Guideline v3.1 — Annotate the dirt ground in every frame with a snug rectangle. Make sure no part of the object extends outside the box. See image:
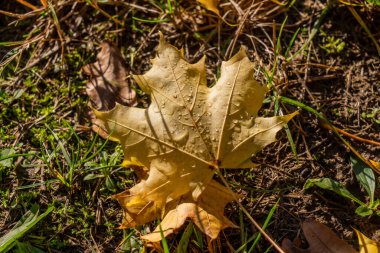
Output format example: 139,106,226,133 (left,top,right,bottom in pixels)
1,0,380,252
